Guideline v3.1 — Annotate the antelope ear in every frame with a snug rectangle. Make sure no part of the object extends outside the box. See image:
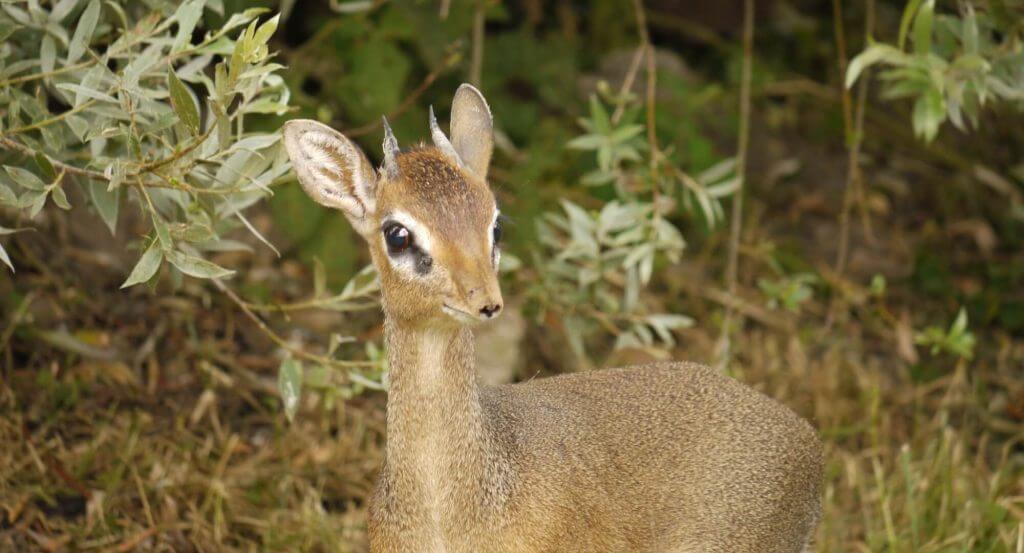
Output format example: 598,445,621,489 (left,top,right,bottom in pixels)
283,119,378,235
450,84,494,178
